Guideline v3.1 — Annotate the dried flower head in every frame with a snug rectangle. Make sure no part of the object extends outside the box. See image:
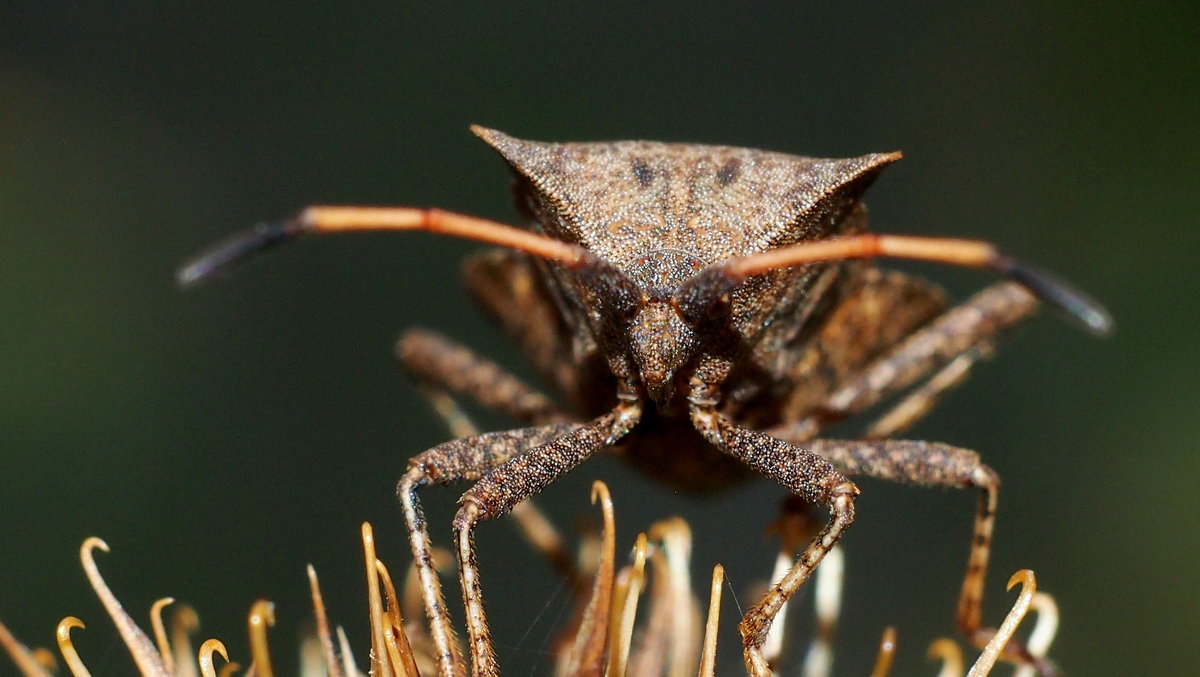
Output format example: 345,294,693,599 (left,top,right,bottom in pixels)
1,483,1057,677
